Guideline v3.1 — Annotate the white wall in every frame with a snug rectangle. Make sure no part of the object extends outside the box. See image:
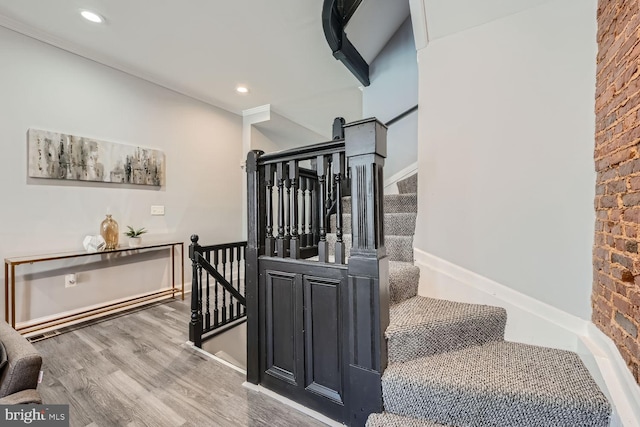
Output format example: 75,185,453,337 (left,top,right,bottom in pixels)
0,26,244,324
363,18,418,179
414,0,597,319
